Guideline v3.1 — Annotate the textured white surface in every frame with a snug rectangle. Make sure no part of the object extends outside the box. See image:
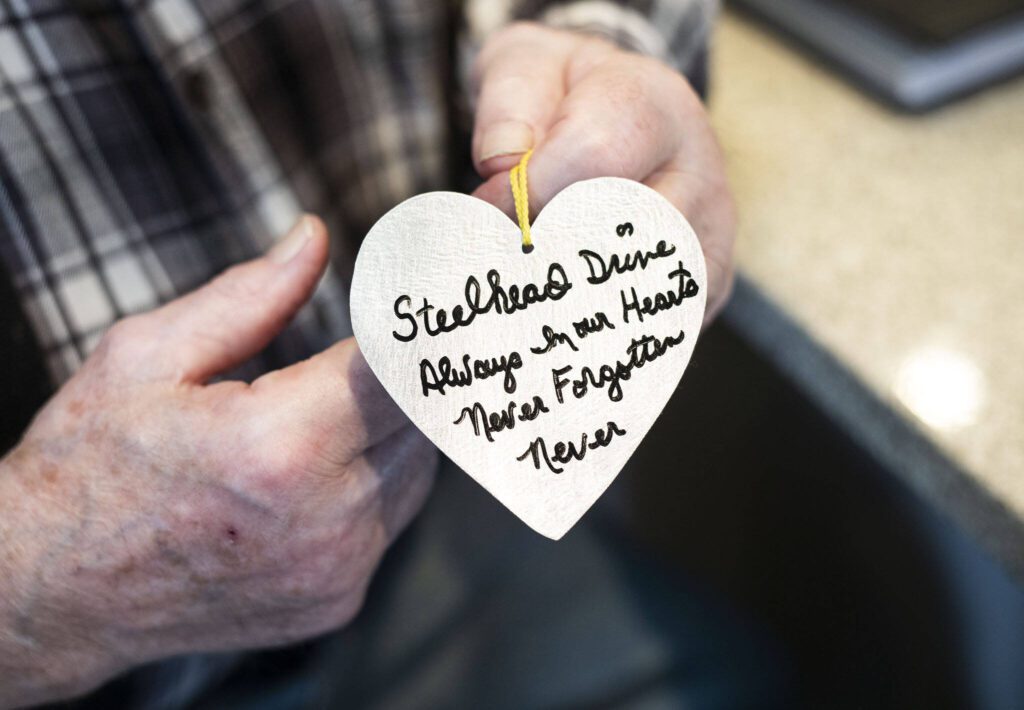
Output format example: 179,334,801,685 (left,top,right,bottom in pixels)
351,178,706,538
